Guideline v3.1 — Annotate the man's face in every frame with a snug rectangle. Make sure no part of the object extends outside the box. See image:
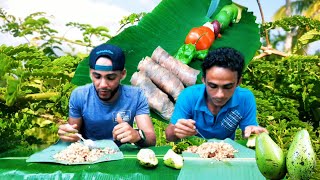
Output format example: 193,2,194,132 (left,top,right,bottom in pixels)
90,57,126,102
202,66,240,108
